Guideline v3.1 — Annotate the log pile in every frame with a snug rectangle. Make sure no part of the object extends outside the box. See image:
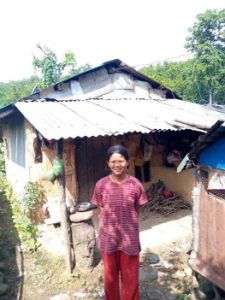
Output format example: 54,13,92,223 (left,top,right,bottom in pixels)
141,180,191,219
